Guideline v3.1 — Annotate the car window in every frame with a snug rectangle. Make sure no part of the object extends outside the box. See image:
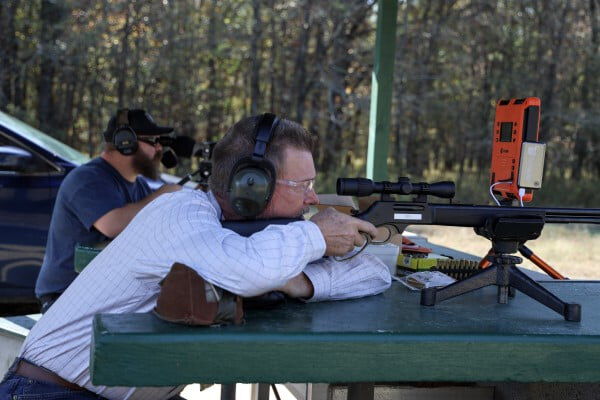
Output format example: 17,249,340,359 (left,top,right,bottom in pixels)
0,110,89,165
0,134,55,174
